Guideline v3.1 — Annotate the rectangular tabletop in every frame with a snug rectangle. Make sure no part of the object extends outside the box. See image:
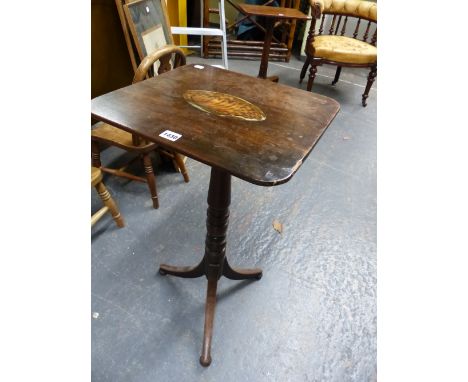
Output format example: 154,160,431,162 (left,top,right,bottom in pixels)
91,64,339,186
237,4,310,20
